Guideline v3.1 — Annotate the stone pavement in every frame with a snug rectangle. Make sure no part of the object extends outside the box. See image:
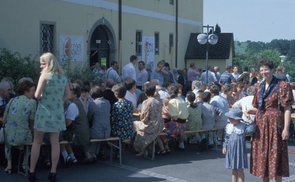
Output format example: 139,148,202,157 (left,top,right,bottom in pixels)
0,143,295,182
